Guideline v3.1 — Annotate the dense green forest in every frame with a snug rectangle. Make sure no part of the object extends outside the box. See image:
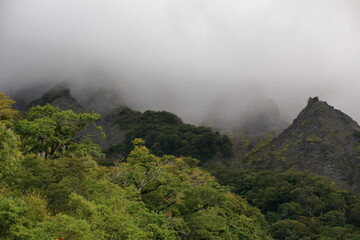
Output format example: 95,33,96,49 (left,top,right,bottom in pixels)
106,107,233,161
213,169,360,239
0,93,270,239
2,92,360,239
